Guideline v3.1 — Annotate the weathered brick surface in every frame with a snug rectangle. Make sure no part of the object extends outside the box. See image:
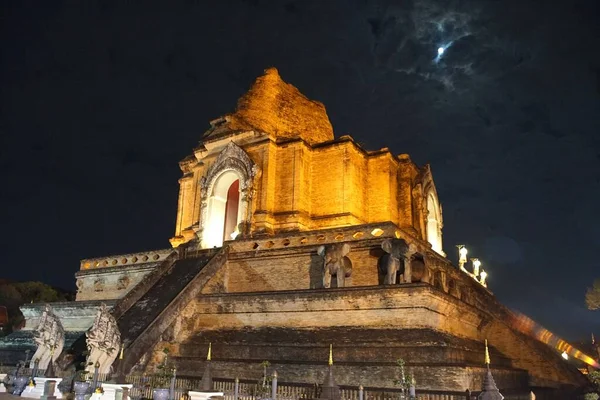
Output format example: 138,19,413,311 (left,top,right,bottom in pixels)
138,240,586,391
234,68,334,146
